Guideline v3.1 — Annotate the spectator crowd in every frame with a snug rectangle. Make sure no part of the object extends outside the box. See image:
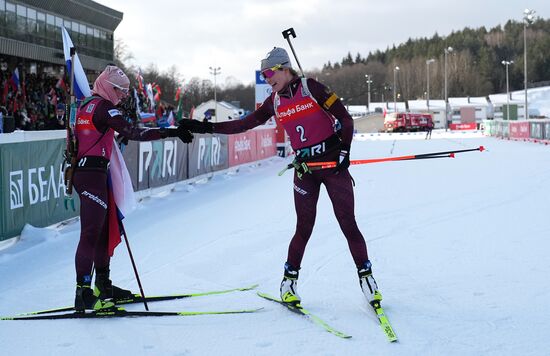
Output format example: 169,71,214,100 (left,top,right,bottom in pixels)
0,68,178,134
